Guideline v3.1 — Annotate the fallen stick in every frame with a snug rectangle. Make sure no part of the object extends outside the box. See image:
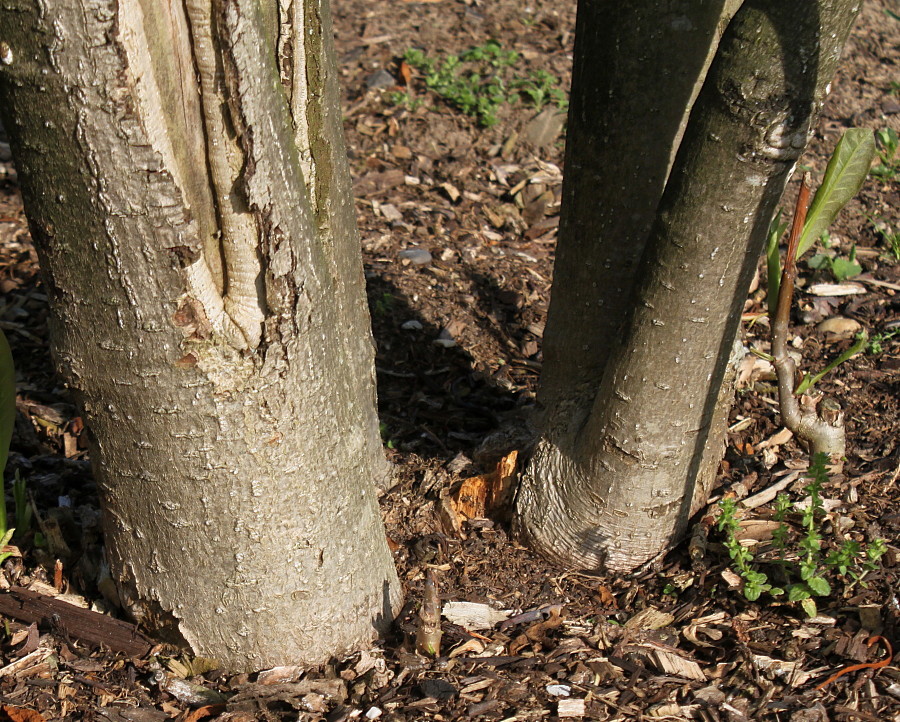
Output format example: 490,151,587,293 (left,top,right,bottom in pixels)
0,586,154,657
